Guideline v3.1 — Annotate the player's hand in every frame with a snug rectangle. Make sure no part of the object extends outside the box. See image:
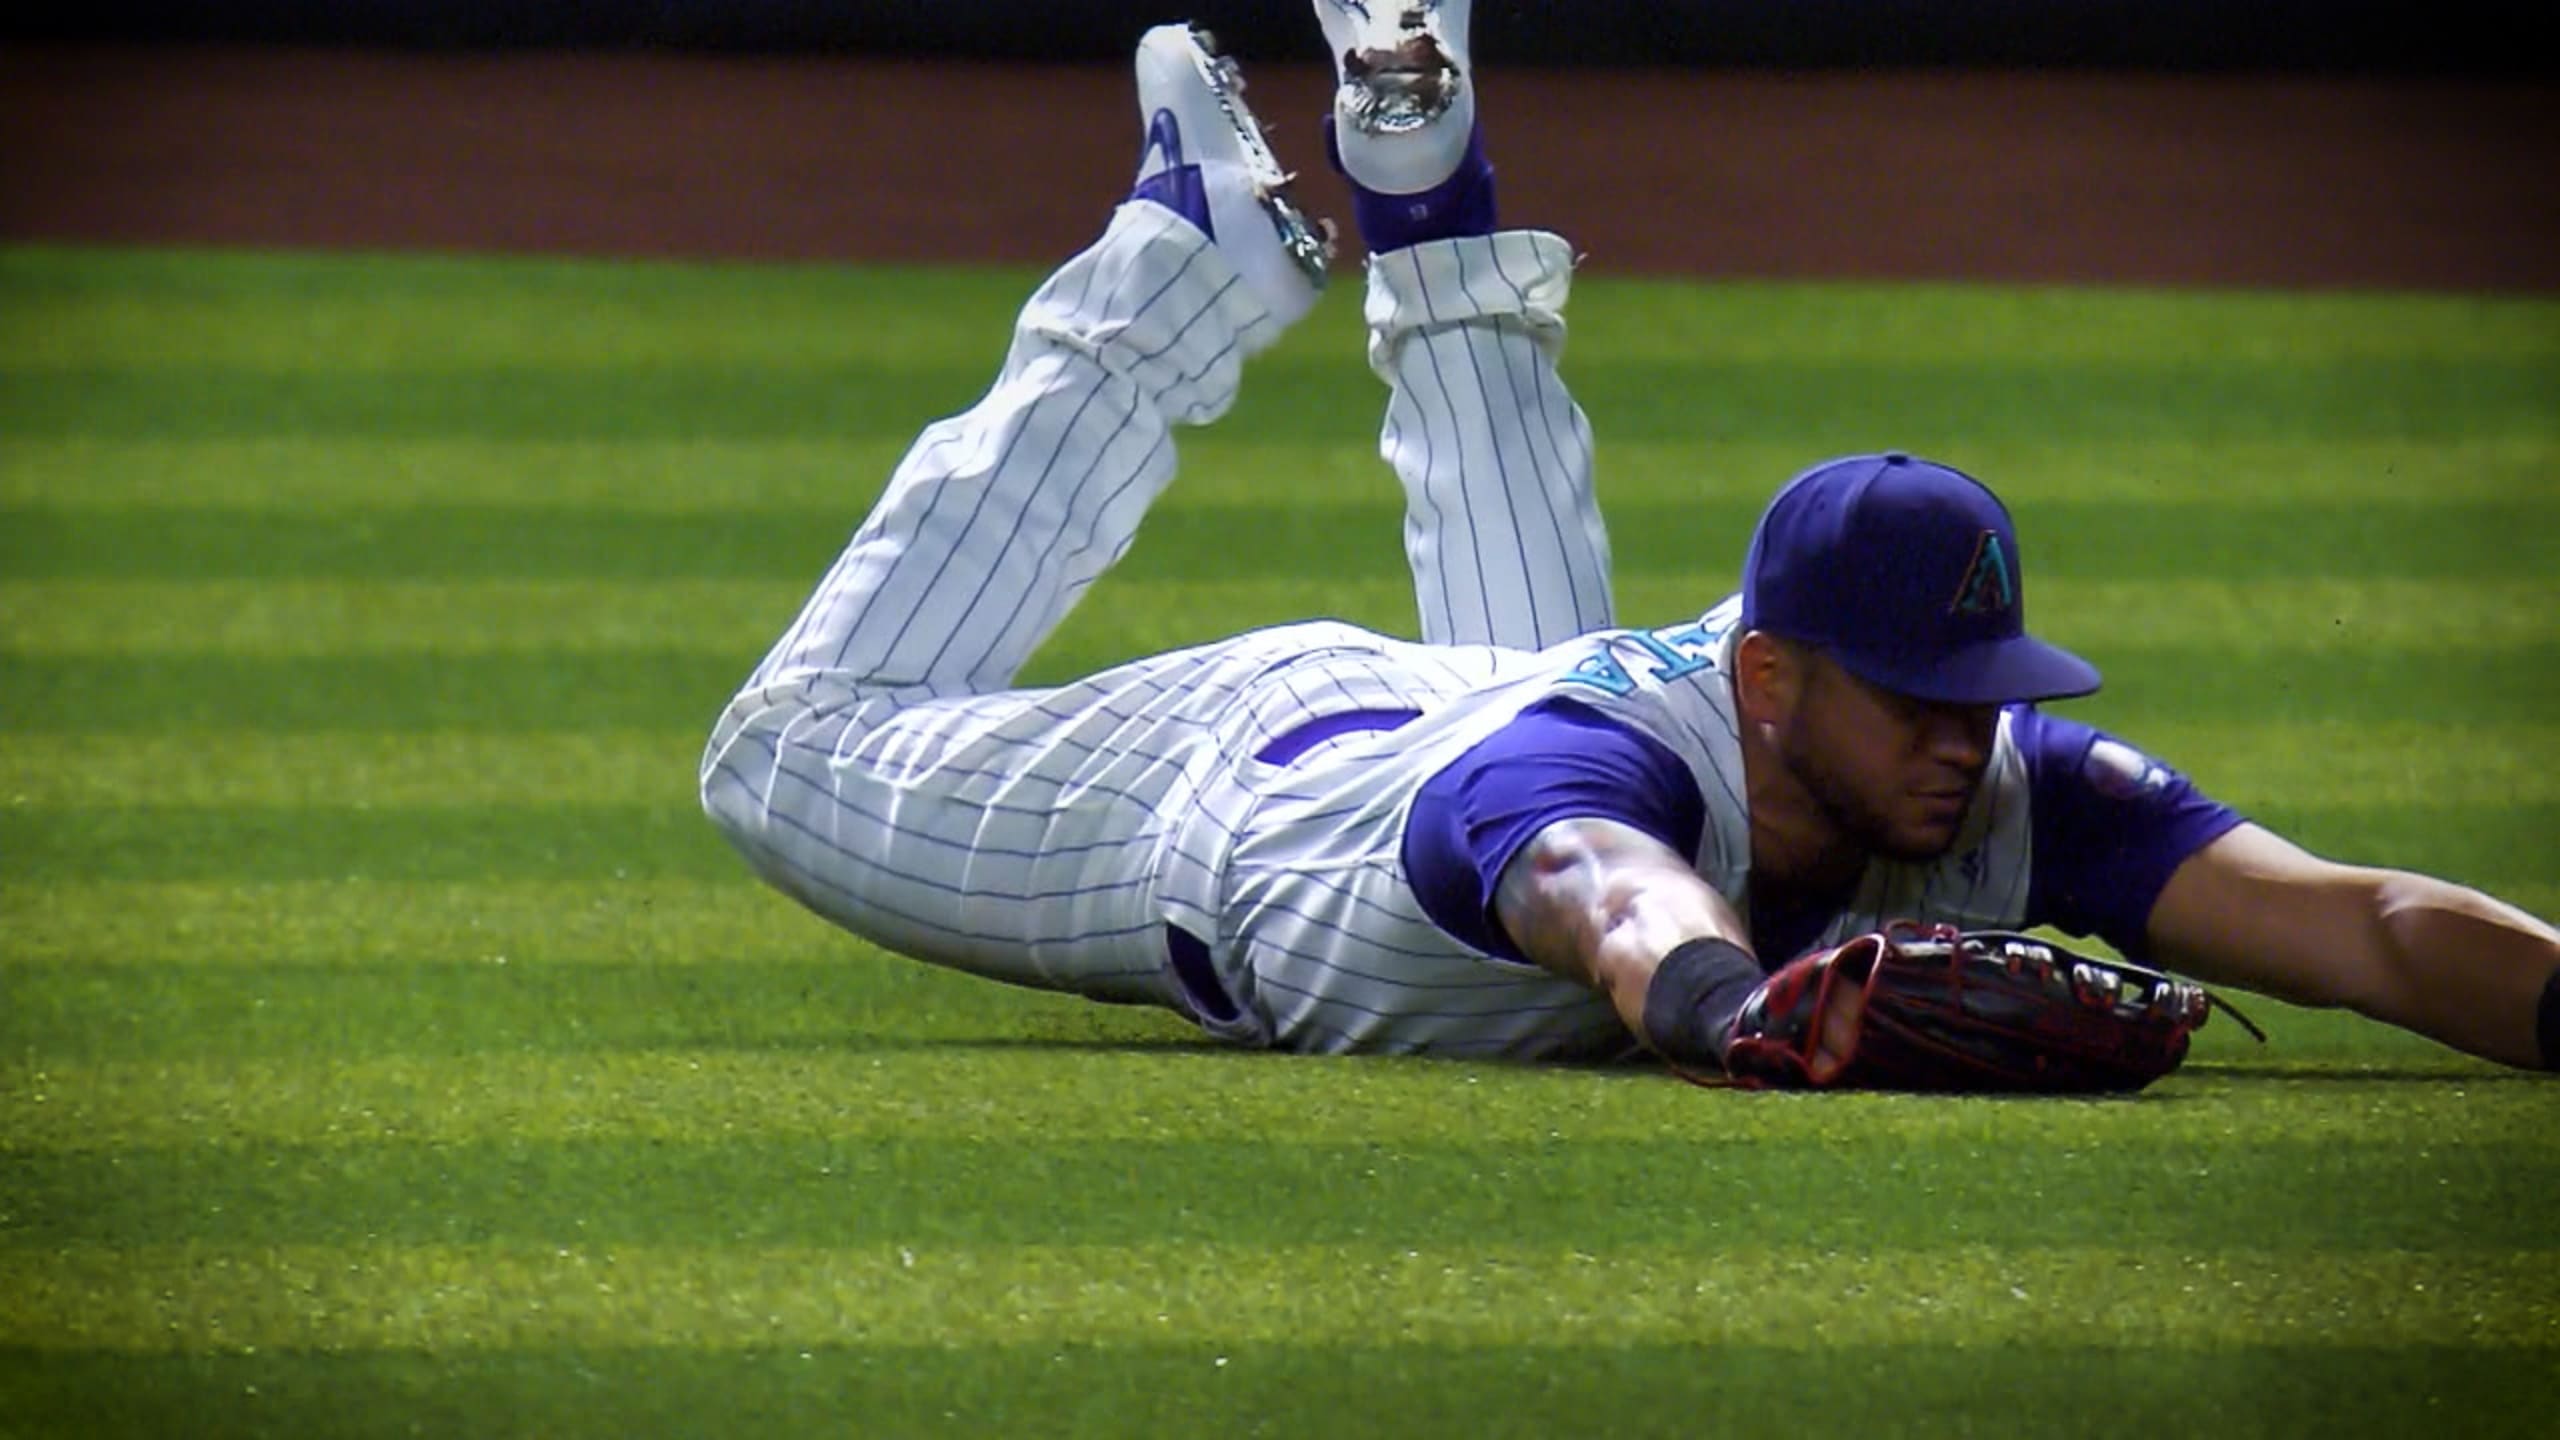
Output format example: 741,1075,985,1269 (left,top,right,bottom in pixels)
1713,936,1883,1087
1809,976,1867,1083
